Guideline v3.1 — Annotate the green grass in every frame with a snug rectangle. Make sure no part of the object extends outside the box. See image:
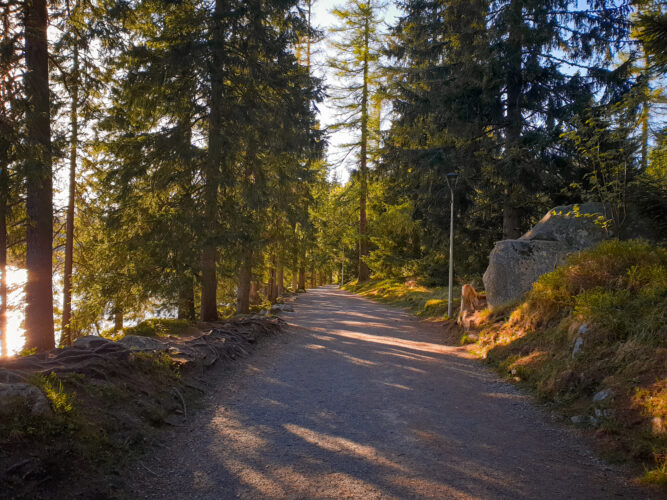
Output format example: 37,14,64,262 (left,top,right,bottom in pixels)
344,278,460,320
